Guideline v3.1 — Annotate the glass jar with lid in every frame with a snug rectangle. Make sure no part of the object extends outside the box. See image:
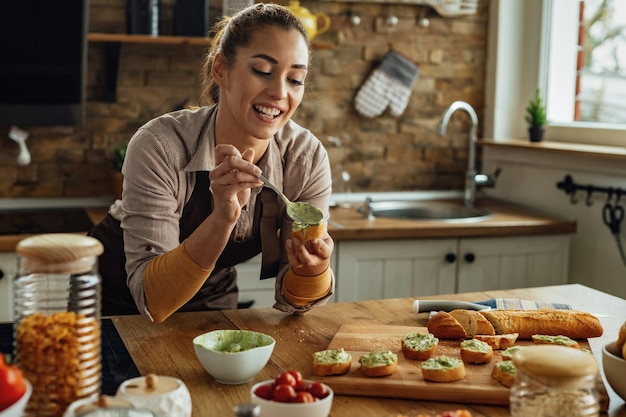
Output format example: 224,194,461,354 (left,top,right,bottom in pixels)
13,233,104,417
510,344,600,417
